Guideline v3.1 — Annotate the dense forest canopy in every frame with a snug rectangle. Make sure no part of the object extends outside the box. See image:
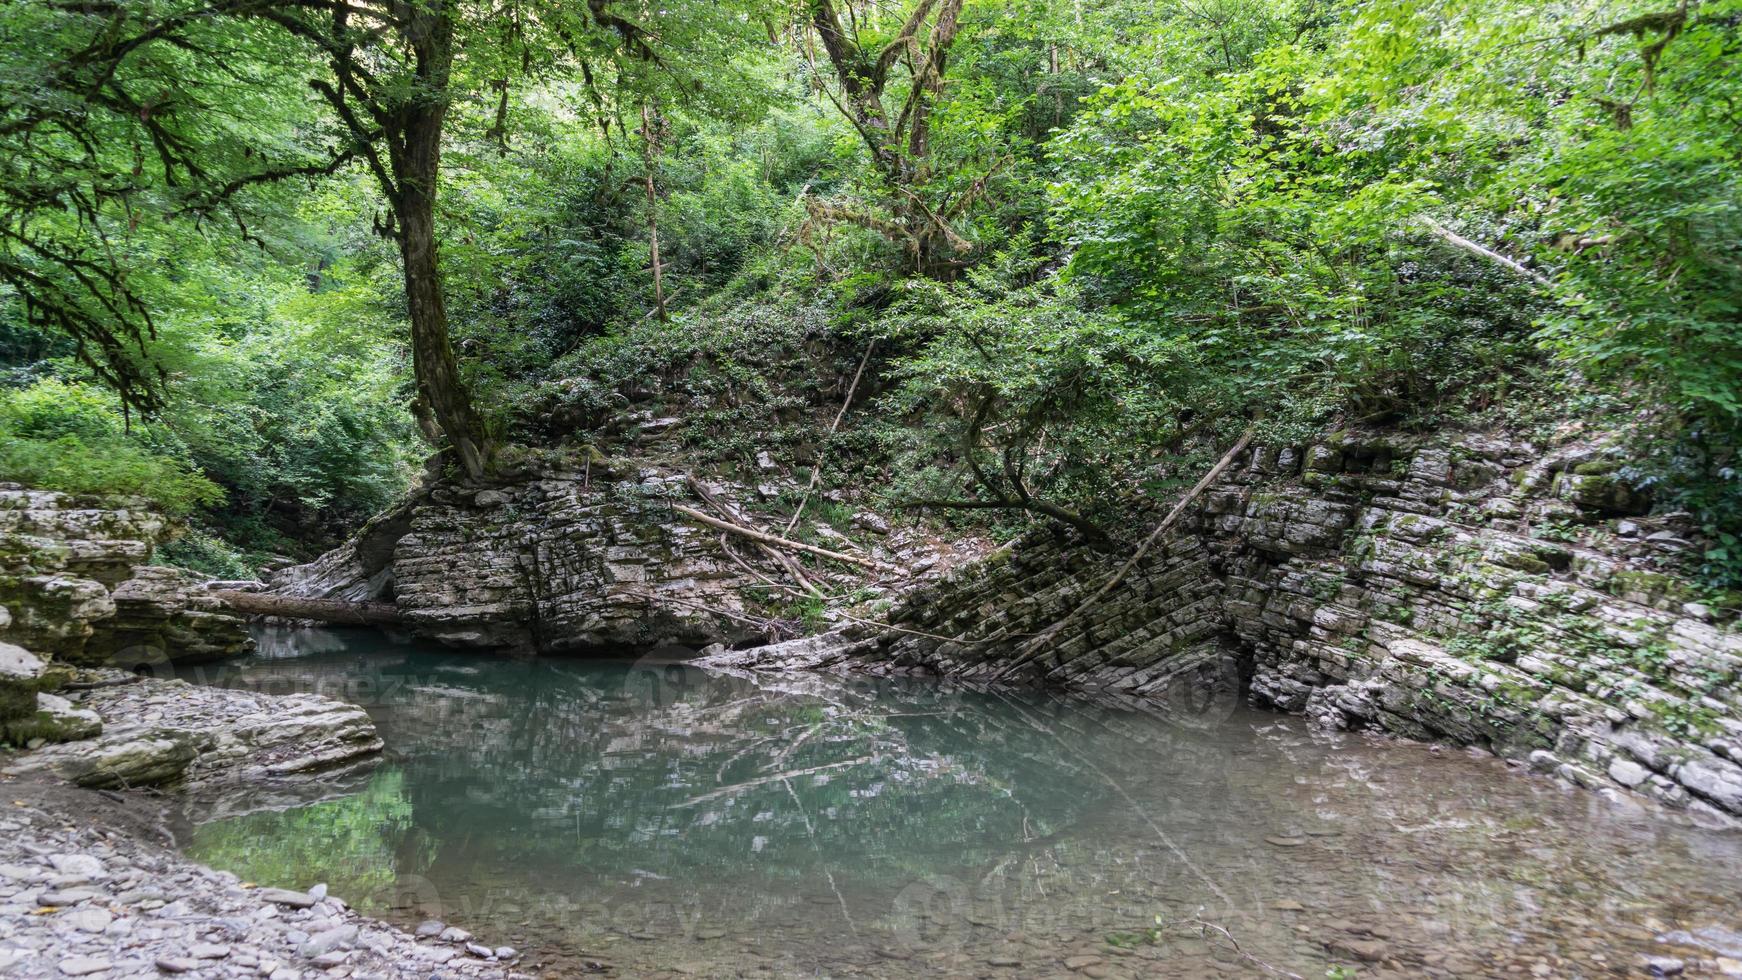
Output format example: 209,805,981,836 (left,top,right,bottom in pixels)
1,0,1738,588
